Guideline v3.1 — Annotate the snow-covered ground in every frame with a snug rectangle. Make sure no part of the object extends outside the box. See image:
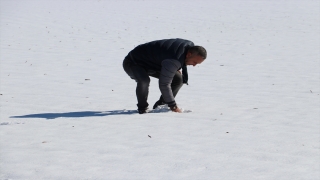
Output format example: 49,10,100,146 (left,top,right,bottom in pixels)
0,0,319,179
